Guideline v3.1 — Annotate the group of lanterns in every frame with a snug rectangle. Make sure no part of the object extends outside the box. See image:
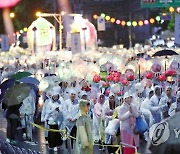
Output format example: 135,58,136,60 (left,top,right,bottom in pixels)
93,13,162,27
